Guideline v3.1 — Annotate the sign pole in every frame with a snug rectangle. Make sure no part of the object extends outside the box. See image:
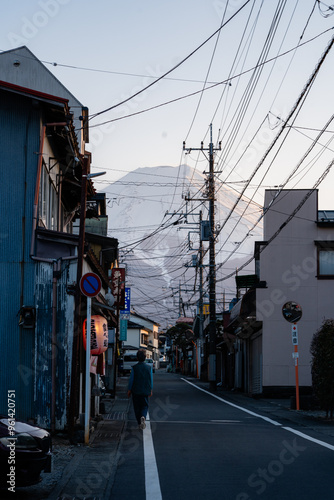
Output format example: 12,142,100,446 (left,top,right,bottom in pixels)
294,342,300,411
291,322,300,411
84,296,91,445
79,272,102,446
282,302,302,412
